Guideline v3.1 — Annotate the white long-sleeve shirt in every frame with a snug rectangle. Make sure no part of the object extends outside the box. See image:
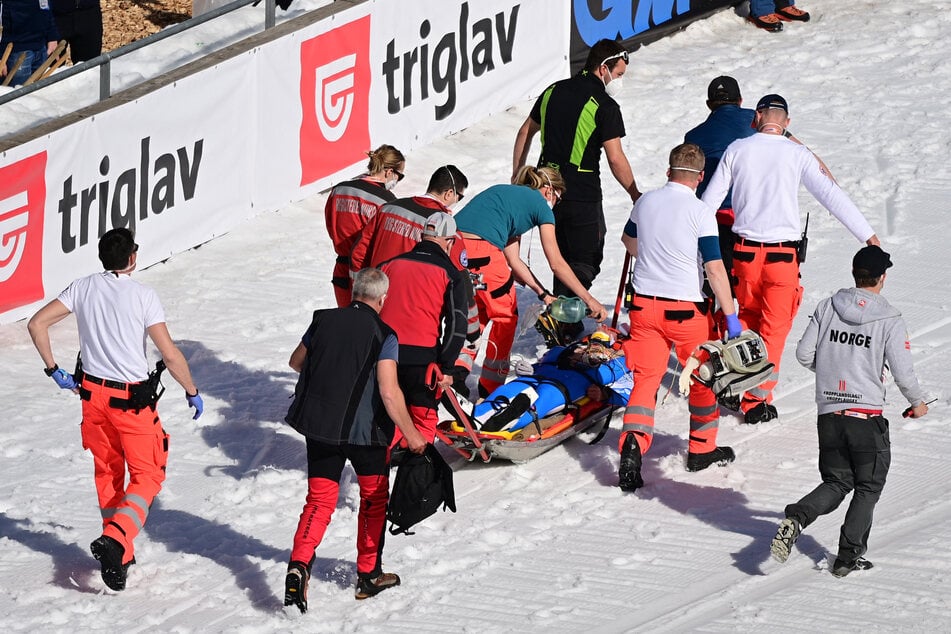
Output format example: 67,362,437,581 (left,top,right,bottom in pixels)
701,133,875,243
